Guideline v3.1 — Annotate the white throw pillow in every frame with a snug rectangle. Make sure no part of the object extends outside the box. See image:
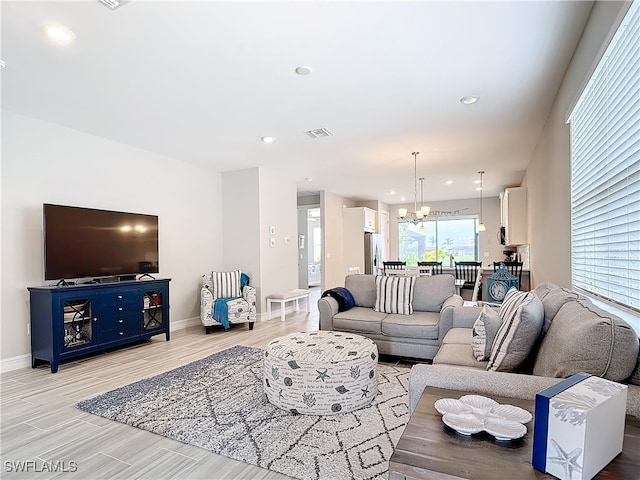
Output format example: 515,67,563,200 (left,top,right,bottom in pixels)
471,305,503,361
374,275,416,315
487,289,544,371
211,270,241,299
